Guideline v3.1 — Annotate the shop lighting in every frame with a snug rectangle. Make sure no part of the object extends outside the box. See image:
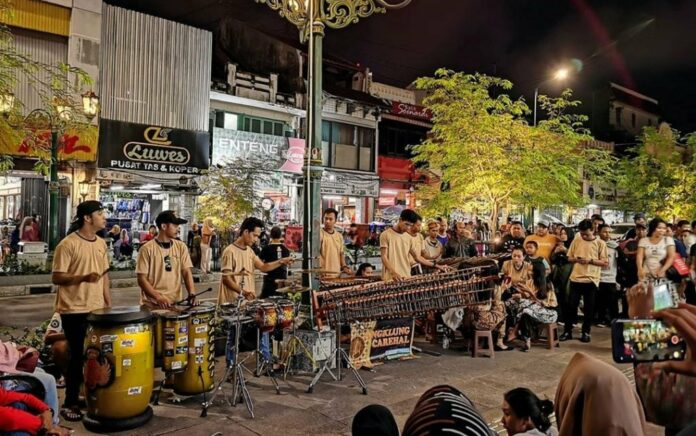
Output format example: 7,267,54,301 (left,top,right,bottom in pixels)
110,185,125,190
380,189,399,195
141,184,161,190
323,195,343,201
